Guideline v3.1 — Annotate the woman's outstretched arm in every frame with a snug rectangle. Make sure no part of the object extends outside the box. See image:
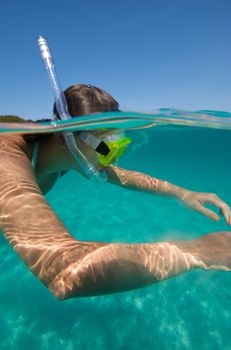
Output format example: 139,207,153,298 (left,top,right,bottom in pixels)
0,153,231,300
105,166,231,225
